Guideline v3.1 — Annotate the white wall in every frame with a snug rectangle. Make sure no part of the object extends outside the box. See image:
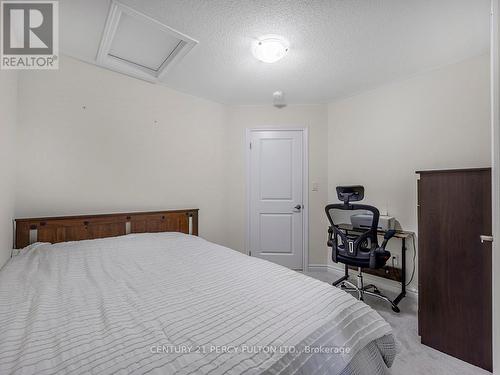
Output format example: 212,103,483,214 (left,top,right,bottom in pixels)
0,71,18,269
16,56,230,245
225,105,329,265
15,57,330,265
328,54,491,289
13,54,491,277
